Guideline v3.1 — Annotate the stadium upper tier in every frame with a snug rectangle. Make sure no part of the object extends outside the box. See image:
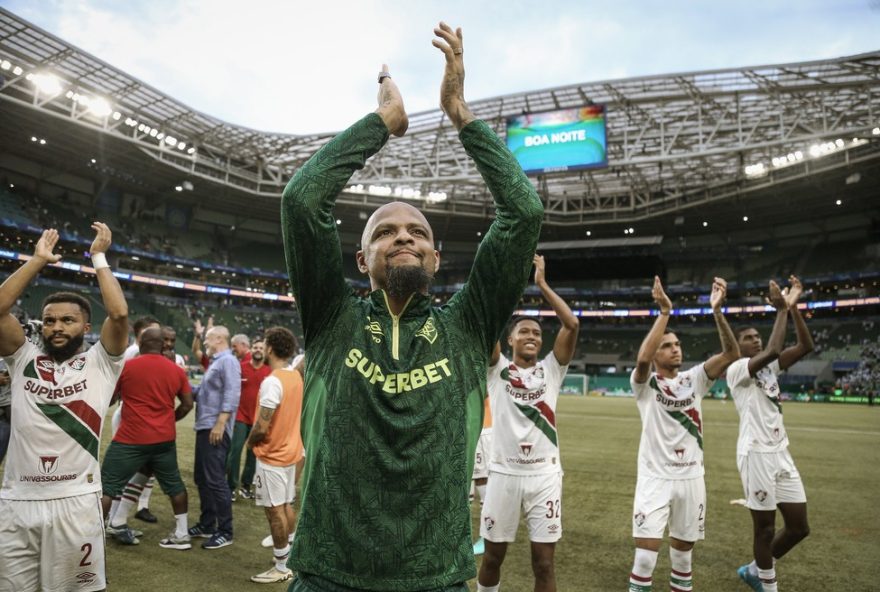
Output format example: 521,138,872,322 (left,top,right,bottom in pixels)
1,7,879,227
